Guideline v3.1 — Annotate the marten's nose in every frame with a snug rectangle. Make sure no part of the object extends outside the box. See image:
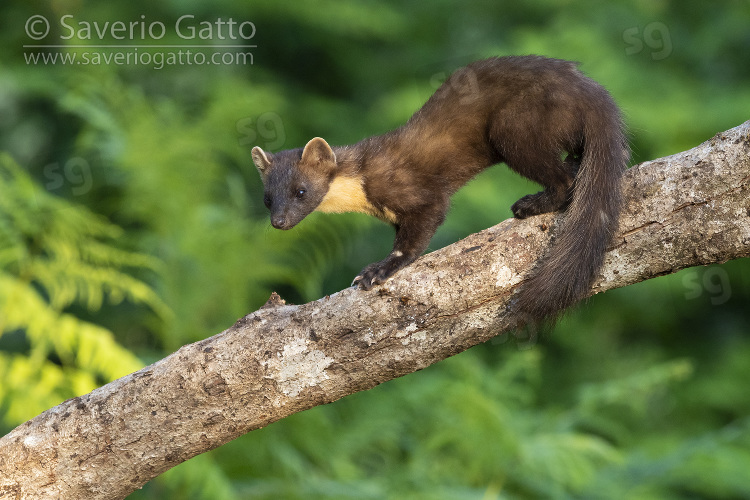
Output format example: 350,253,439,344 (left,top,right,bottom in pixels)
271,214,291,230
